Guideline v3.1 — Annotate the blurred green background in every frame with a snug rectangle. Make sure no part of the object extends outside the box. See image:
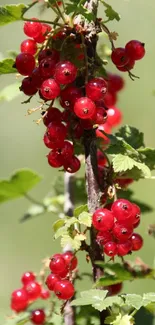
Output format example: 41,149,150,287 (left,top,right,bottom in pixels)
0,0,155,323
